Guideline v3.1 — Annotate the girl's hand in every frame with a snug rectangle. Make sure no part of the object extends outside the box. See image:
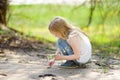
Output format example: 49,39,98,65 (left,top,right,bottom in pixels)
48,59,55,67
54,54,62,60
